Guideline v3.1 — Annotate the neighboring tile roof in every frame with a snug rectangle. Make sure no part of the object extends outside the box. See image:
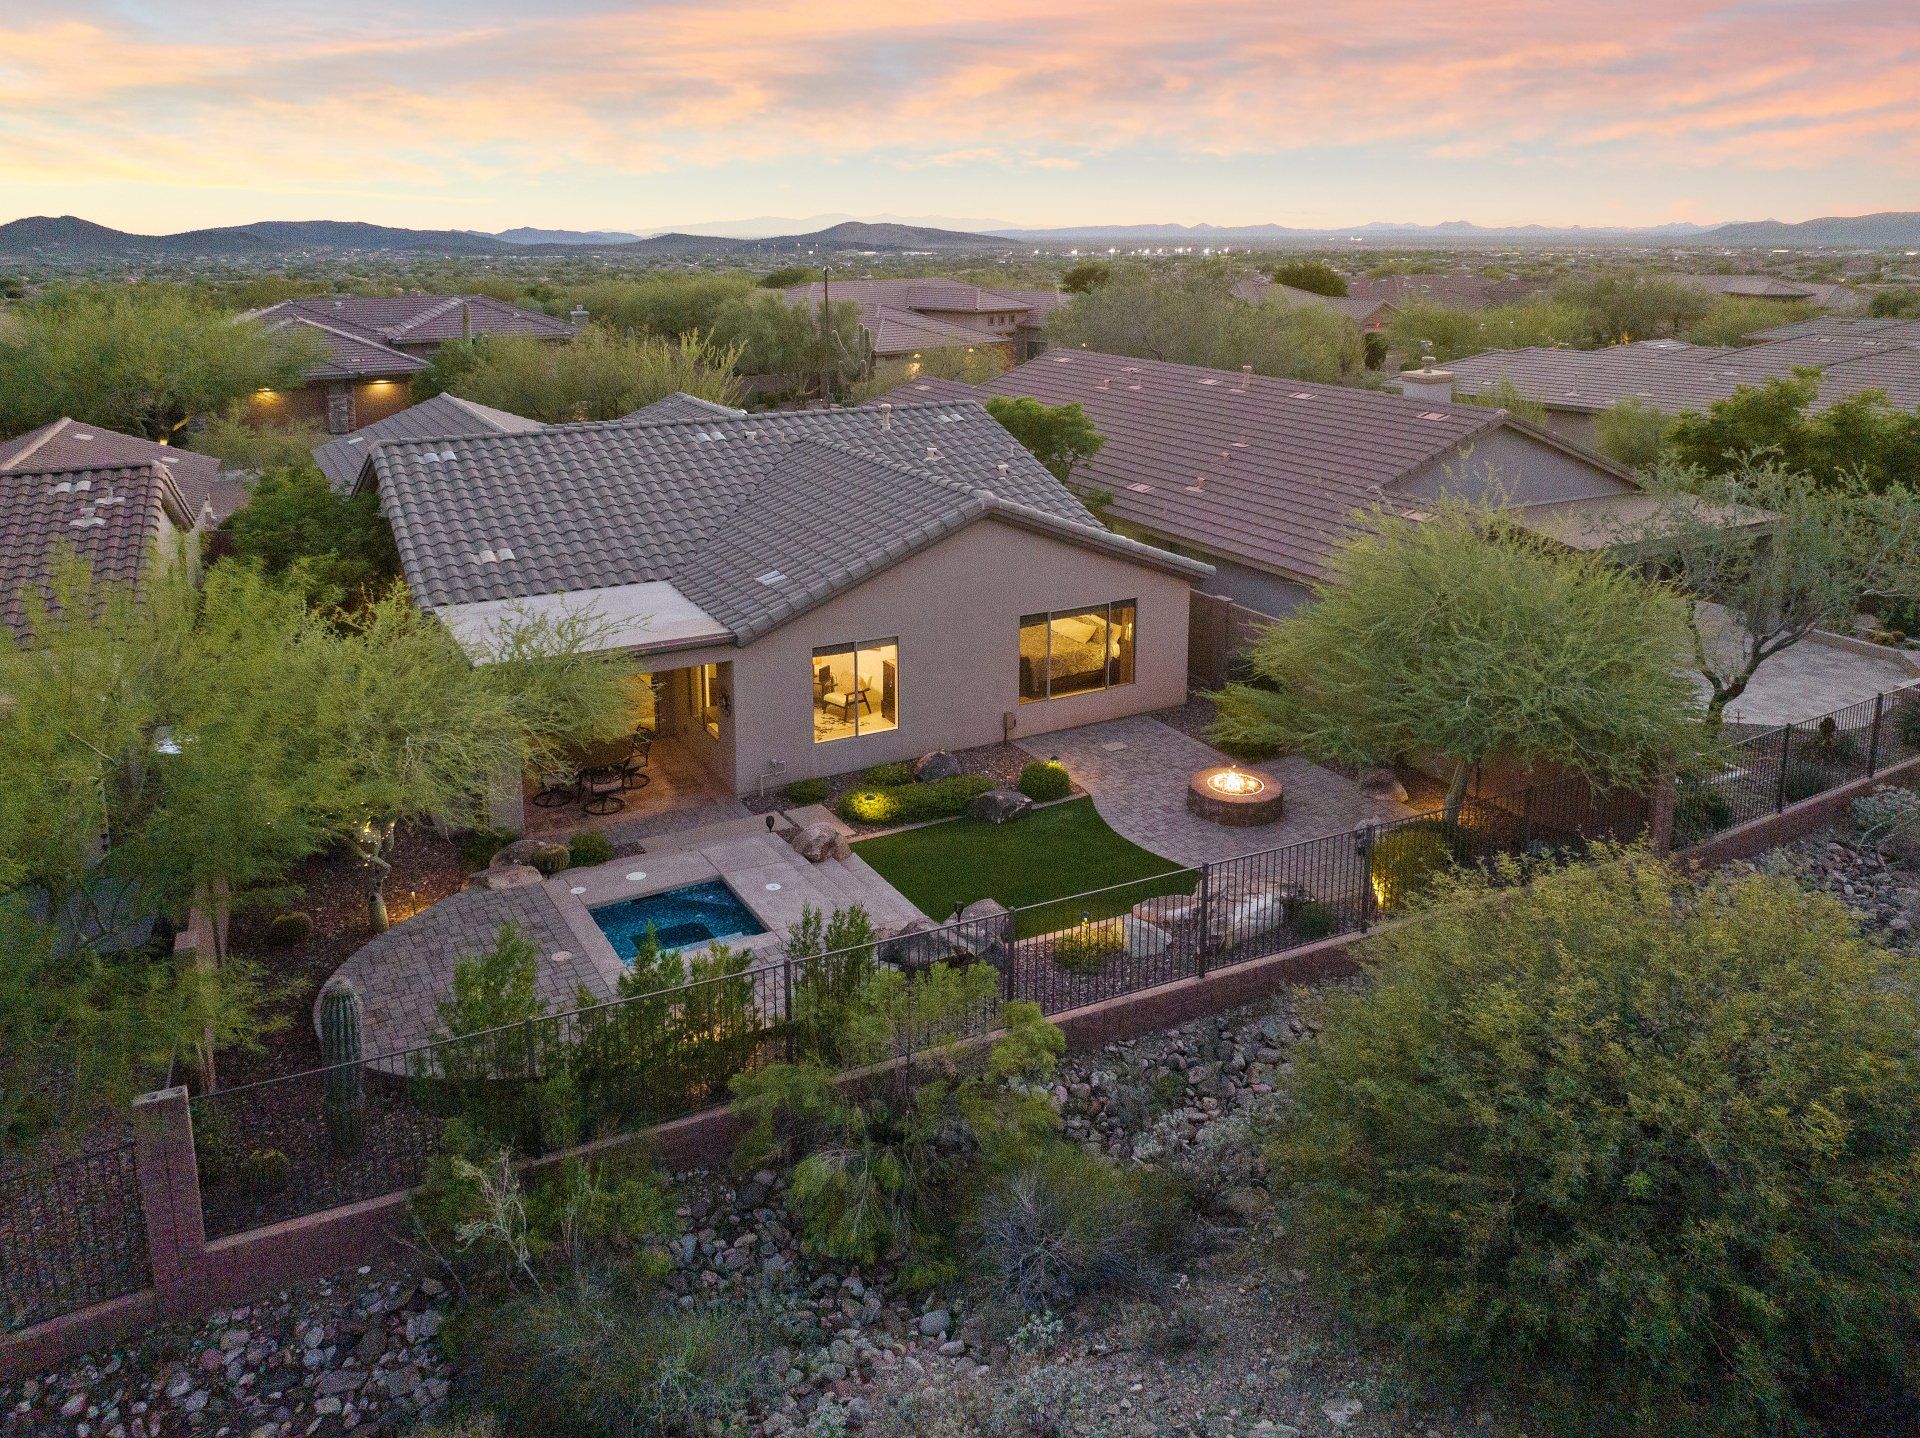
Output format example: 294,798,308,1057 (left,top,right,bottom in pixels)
979,349,1532,584
781,278,1057,357
623,392,750,423
252,295,577,349
1448,333,1920,416
1230,276,1393,327
1745,315,1920,344
1668,273,1854,306
261,314,427,381
366,400,1207,644
873,378,984,405
0,417,223,525
312,392,543,491
0,462,187,643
